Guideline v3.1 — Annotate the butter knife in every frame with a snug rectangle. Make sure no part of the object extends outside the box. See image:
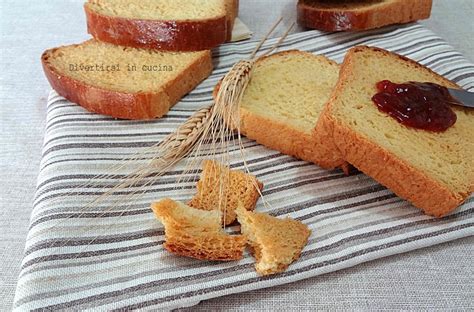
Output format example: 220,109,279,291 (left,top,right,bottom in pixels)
448,88,474,108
